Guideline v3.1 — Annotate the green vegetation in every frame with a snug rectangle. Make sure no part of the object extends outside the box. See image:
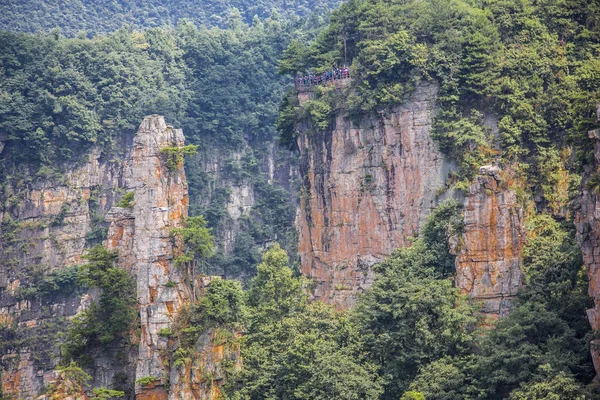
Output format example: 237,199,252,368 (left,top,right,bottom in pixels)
279,0,600,190
15,265,80,300
160,144,198,170
116,192,134,208
62,246,136,364
0,0,339,35
190,278,245,328
220,203,596,399
135,376,157,386
172,215,215,275
224,244,383,399
158,328,173,337
91,388,126,400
